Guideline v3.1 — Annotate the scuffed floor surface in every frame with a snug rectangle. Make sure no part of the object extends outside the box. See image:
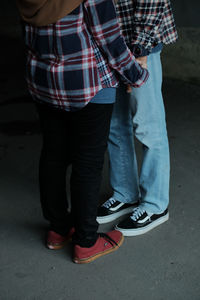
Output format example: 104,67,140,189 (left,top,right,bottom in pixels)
0,78,200,300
